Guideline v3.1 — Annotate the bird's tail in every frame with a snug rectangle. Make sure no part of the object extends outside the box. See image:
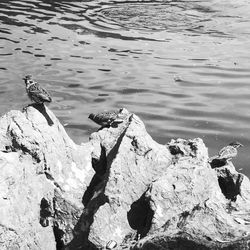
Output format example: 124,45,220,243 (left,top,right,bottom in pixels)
88,113,95,121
